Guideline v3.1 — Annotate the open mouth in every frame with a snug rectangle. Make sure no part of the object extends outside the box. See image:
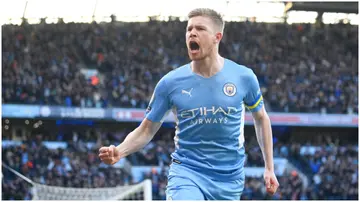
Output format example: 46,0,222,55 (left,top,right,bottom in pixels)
189,41,200,52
